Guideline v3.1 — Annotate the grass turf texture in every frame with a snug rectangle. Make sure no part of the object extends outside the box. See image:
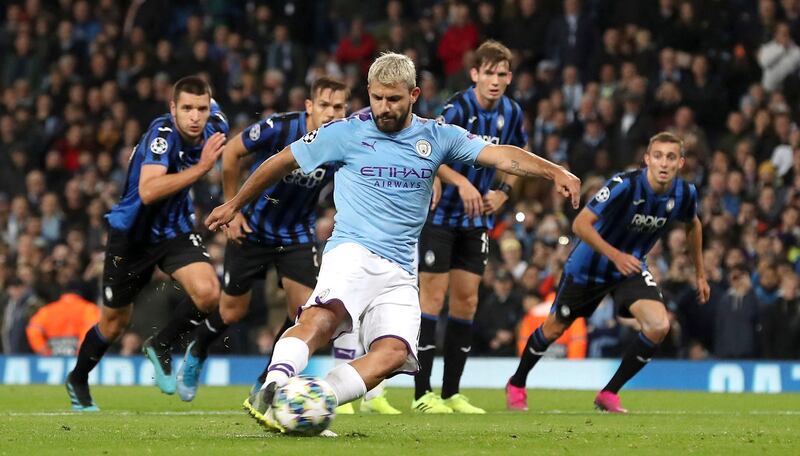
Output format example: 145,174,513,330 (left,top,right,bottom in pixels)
1,386,798,455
